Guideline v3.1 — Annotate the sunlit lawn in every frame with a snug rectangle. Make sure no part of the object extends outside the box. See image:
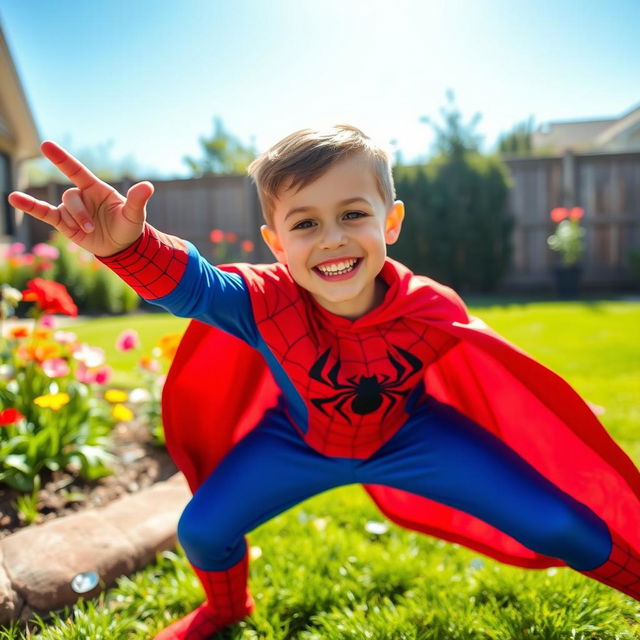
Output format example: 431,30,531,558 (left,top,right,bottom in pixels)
2,299,639,639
